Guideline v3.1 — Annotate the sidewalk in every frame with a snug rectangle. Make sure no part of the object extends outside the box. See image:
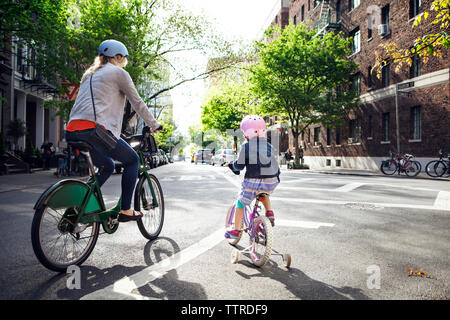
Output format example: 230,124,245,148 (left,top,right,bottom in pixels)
280,165,450,181
0,169,67,193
